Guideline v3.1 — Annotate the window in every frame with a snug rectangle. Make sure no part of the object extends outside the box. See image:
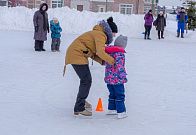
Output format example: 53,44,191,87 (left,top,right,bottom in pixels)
119,4,133,15
98,5,106,12
52,0,63,8
28,4,33,9
144,0,151,3
0,0,7,6
145,0,158,4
